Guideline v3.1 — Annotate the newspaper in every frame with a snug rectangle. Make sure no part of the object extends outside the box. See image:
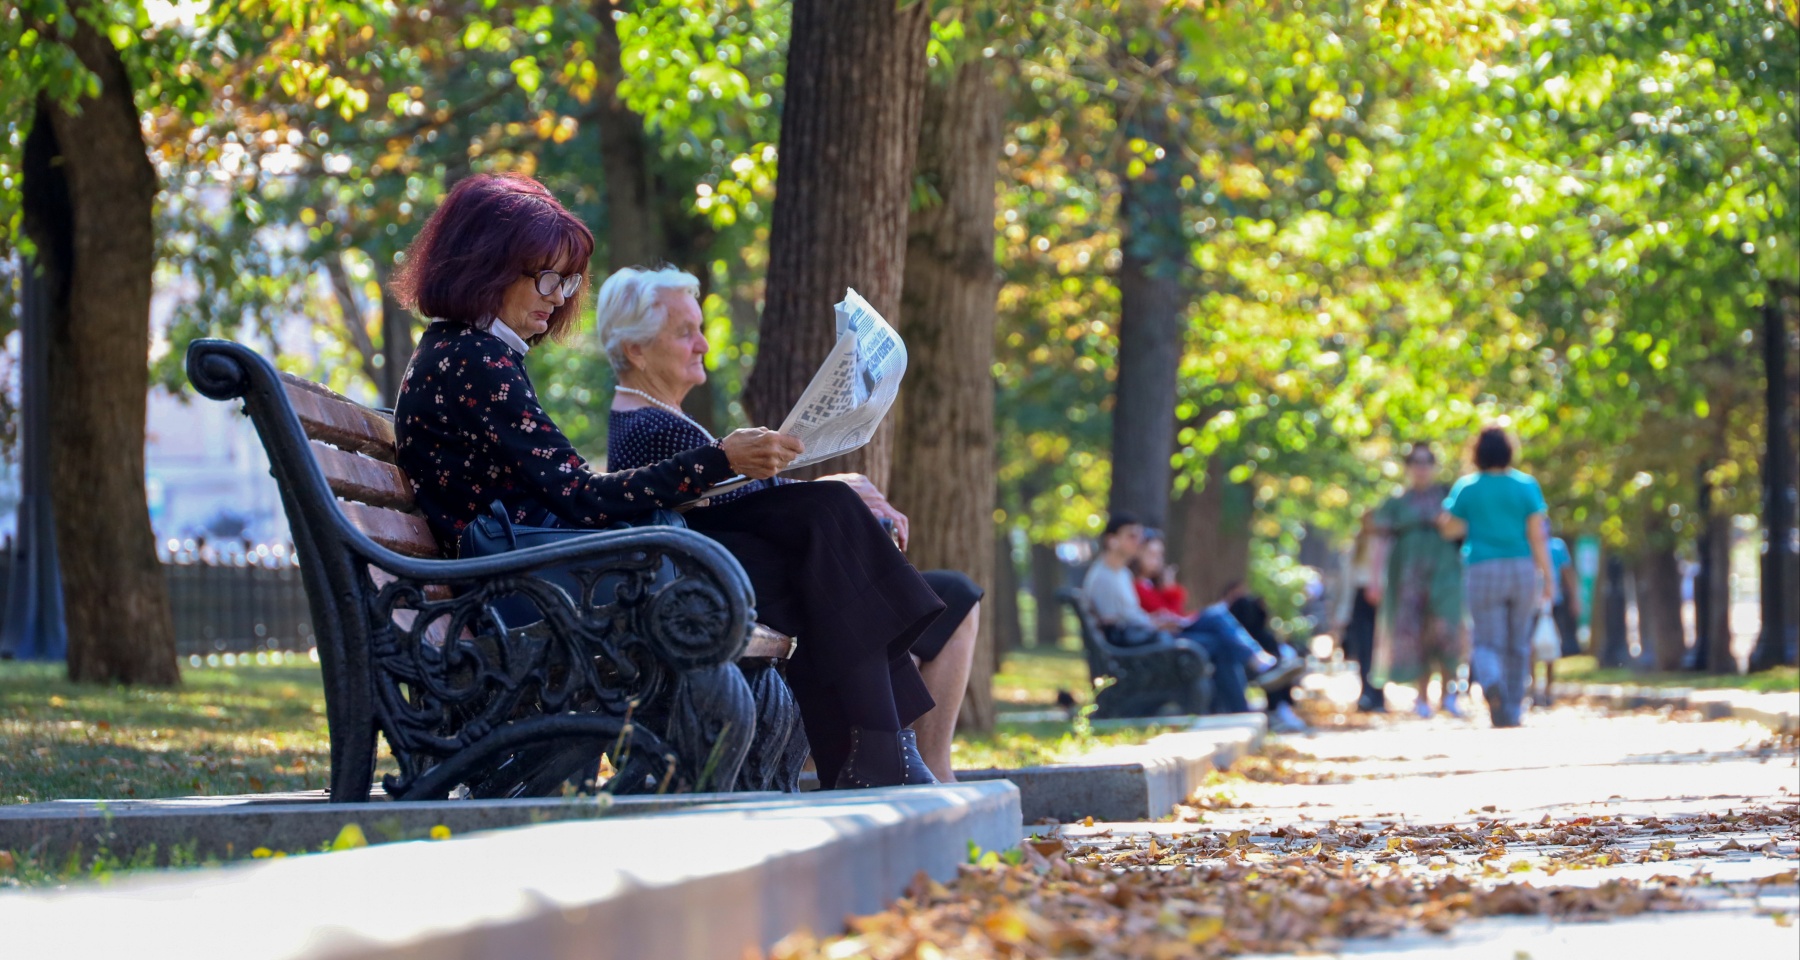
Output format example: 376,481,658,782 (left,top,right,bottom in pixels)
707,289,906,496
